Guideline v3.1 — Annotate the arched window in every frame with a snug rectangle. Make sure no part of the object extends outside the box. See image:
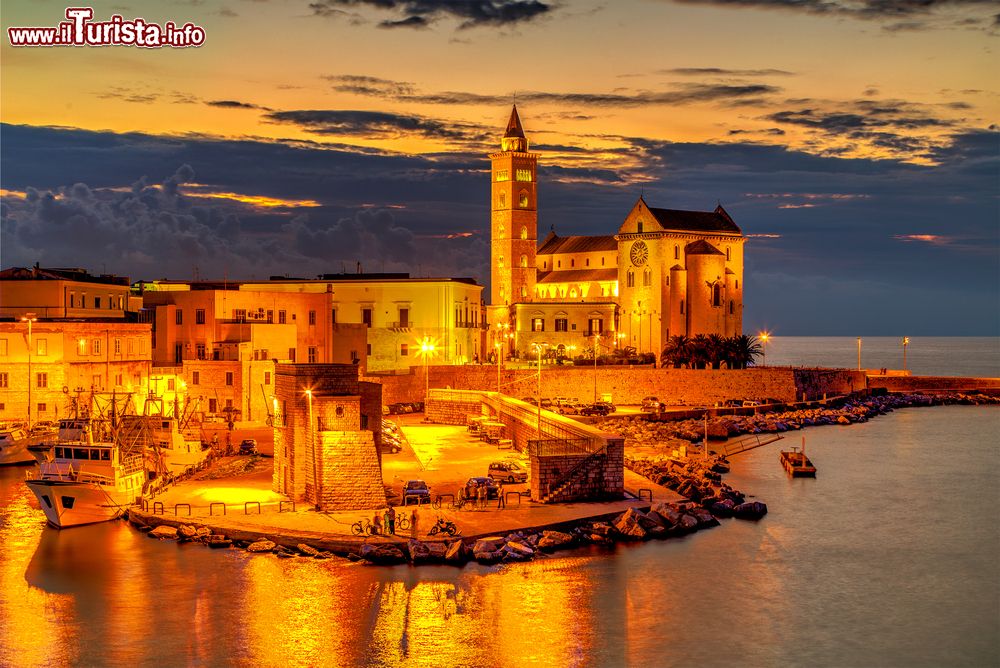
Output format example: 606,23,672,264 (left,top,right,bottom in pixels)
498,256,504,267
521,286,528,298
643,268,651,287
570,288,577,298
637,221,643,233
520,226,527,240
498,224,505,238
729,300,734,314
712,283,722,307
518,190,528,207
674,245,679,260
498,193,506,208
519,255,527,268
627,271,635,288
726,247,731,261
665,275,670,286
